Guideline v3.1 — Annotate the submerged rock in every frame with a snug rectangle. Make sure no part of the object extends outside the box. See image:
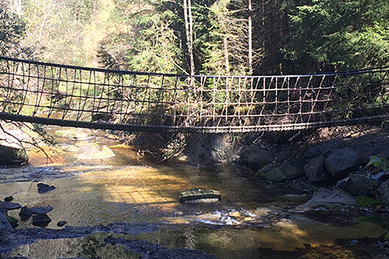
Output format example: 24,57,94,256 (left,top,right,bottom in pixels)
57,220,67,227
37,183,56,193
180,188,221,203
32,214,52,227
0,144,28,165
104,236,216,258
19,206,33,221
4,196,13,202
30,206,53,215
